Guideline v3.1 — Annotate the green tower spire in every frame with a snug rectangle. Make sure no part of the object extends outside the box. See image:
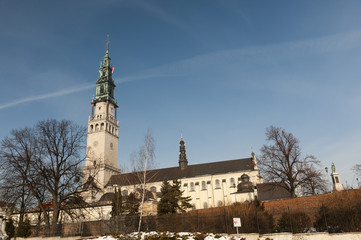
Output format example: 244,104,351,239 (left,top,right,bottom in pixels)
92,35,117,107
